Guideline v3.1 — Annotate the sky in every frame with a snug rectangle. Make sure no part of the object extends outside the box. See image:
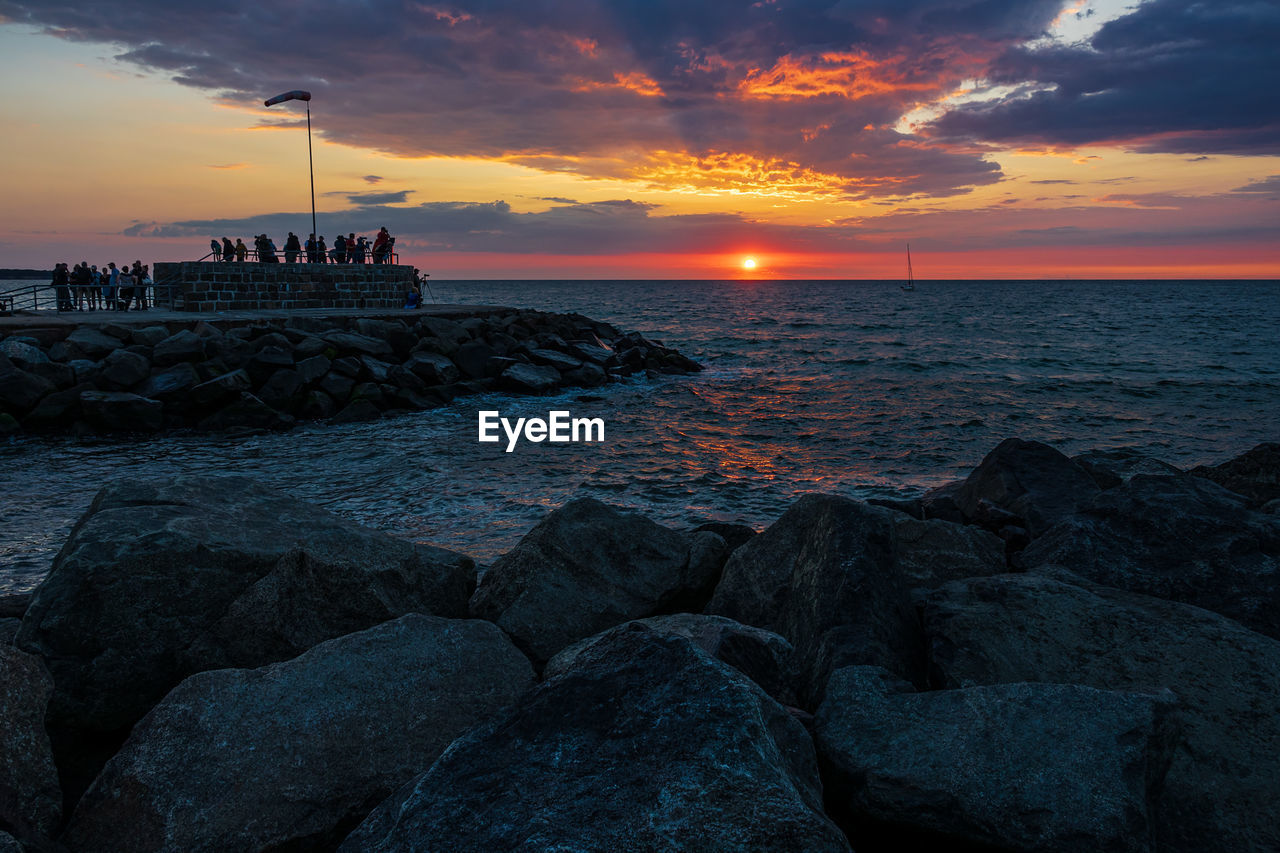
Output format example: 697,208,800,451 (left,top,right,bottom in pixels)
0,0,1277,279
